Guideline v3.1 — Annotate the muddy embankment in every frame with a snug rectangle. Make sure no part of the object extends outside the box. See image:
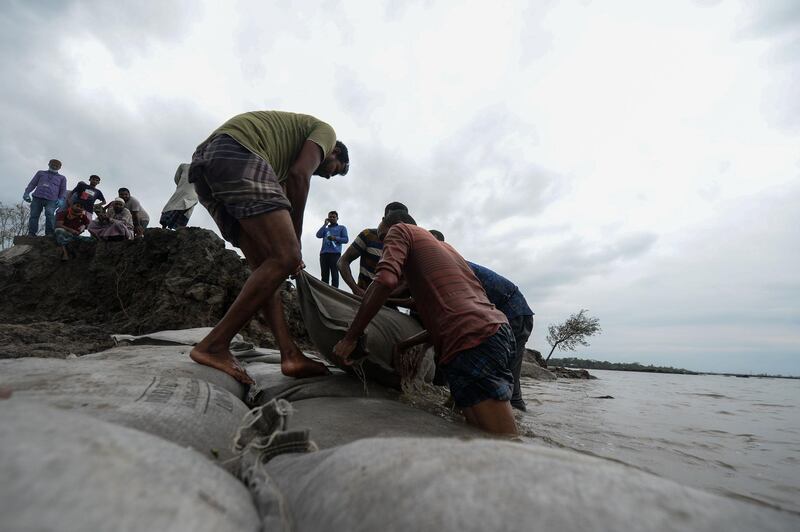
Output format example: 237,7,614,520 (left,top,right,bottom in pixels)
0,228,309,358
